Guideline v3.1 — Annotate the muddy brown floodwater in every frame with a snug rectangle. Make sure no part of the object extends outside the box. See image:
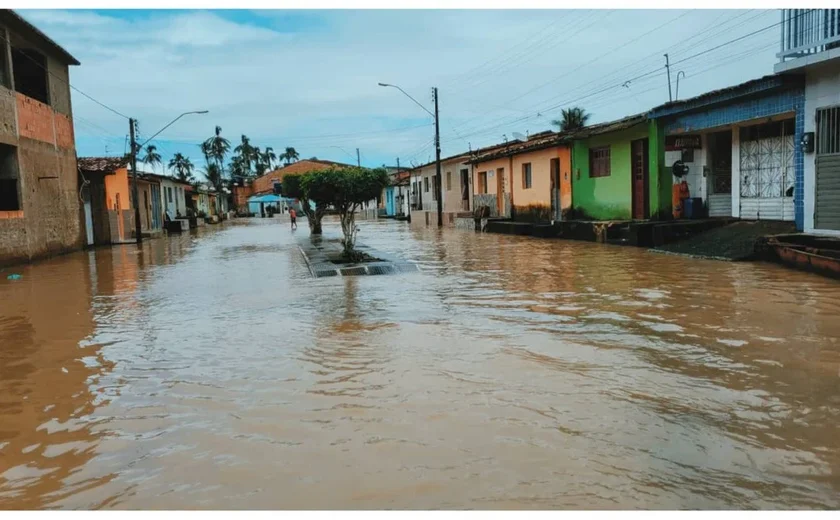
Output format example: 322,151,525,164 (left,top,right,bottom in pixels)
1,217,840,509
